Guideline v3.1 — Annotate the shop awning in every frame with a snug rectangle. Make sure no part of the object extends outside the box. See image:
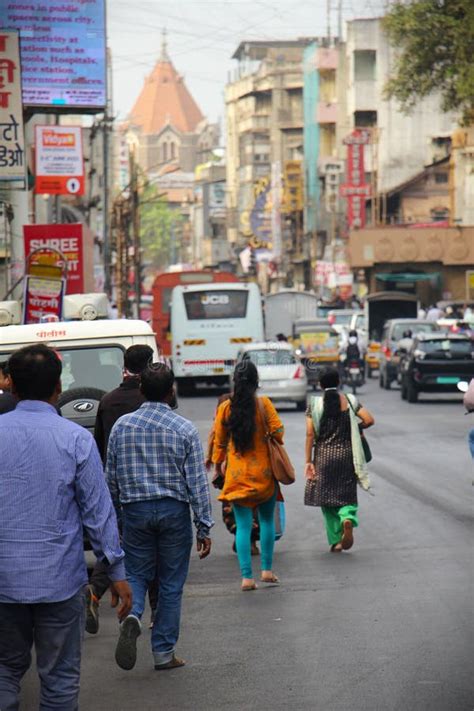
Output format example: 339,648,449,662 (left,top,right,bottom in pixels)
375,272,441,284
